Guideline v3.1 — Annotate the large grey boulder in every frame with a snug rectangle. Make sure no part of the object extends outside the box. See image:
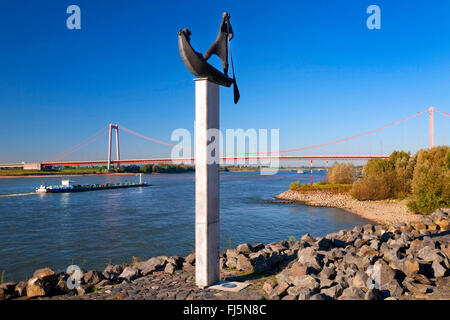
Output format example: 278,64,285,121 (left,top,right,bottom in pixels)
118,266,139,281
366,260,396,288
236,243,253,254
431,260,447,278
83,270,103,286
26,267,59,298
380,279,404,298
339,286,365,299
262,279,276,295
418,246,444,263
298,247,324,271
253,254,271,273
0,282,16,300
135,257,167,276
320,284,343,299
292,275,320,292
102,264,123,280
164,263,177,275
236,254,253,272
